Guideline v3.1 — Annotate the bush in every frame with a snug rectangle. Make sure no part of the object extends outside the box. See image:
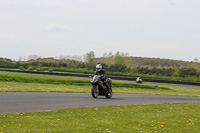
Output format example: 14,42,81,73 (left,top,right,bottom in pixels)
36,67,42,71
19,66,24,70
48,68,53,72
27,66,34,71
